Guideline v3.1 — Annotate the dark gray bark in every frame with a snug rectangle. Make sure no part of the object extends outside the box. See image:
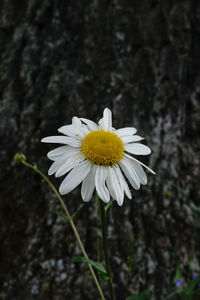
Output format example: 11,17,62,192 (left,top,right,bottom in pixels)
1,0,200,299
